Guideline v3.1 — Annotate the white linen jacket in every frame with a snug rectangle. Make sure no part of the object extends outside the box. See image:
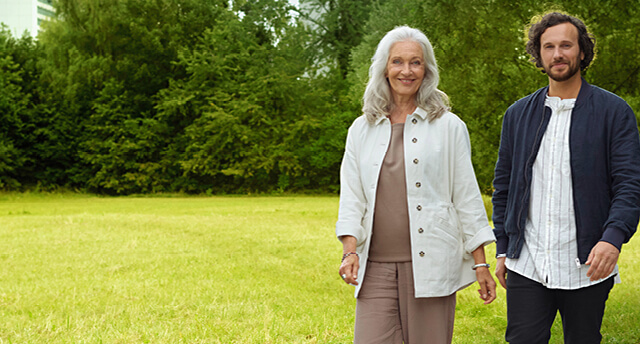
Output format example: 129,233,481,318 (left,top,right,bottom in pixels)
336,107,495,298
